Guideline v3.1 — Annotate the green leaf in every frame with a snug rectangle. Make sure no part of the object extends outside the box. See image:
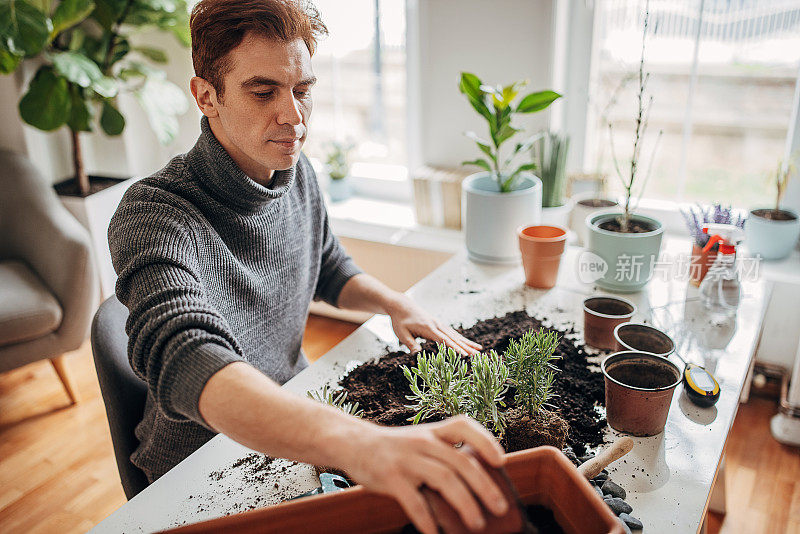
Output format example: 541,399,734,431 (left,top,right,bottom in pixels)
496,123,520,145
135,73,188,144
51,0,95,37
459,73,491,122
108,36,130,66
66,84,92,131
462,158,492,172
51,50,118,97
0,0,52,57
0,46,22,73
134,45,167,63
516,90,561,113
19,66,71,131
91,0,127,29
99,99,125,135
